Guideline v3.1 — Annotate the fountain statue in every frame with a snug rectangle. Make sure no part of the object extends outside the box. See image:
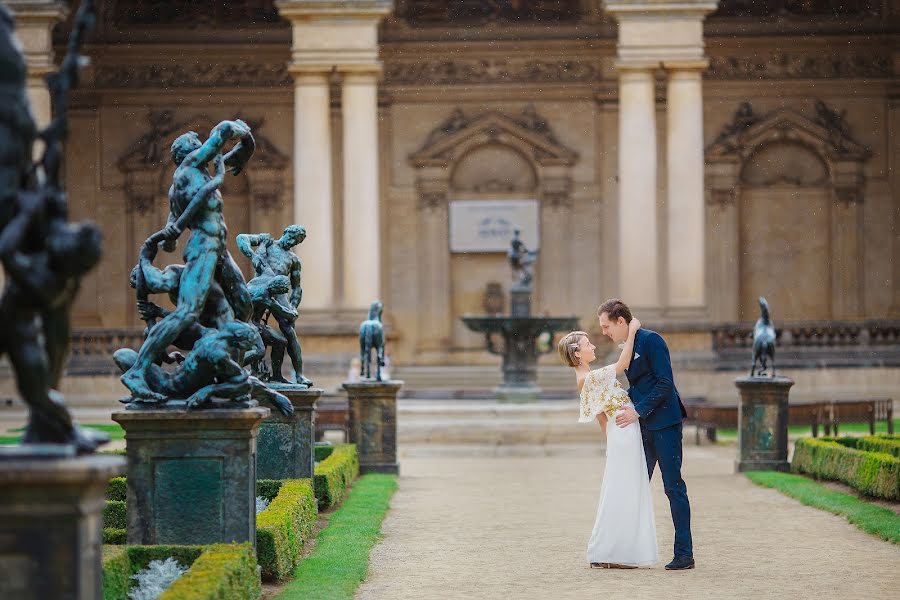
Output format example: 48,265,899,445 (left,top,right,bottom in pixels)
461,231,579,400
